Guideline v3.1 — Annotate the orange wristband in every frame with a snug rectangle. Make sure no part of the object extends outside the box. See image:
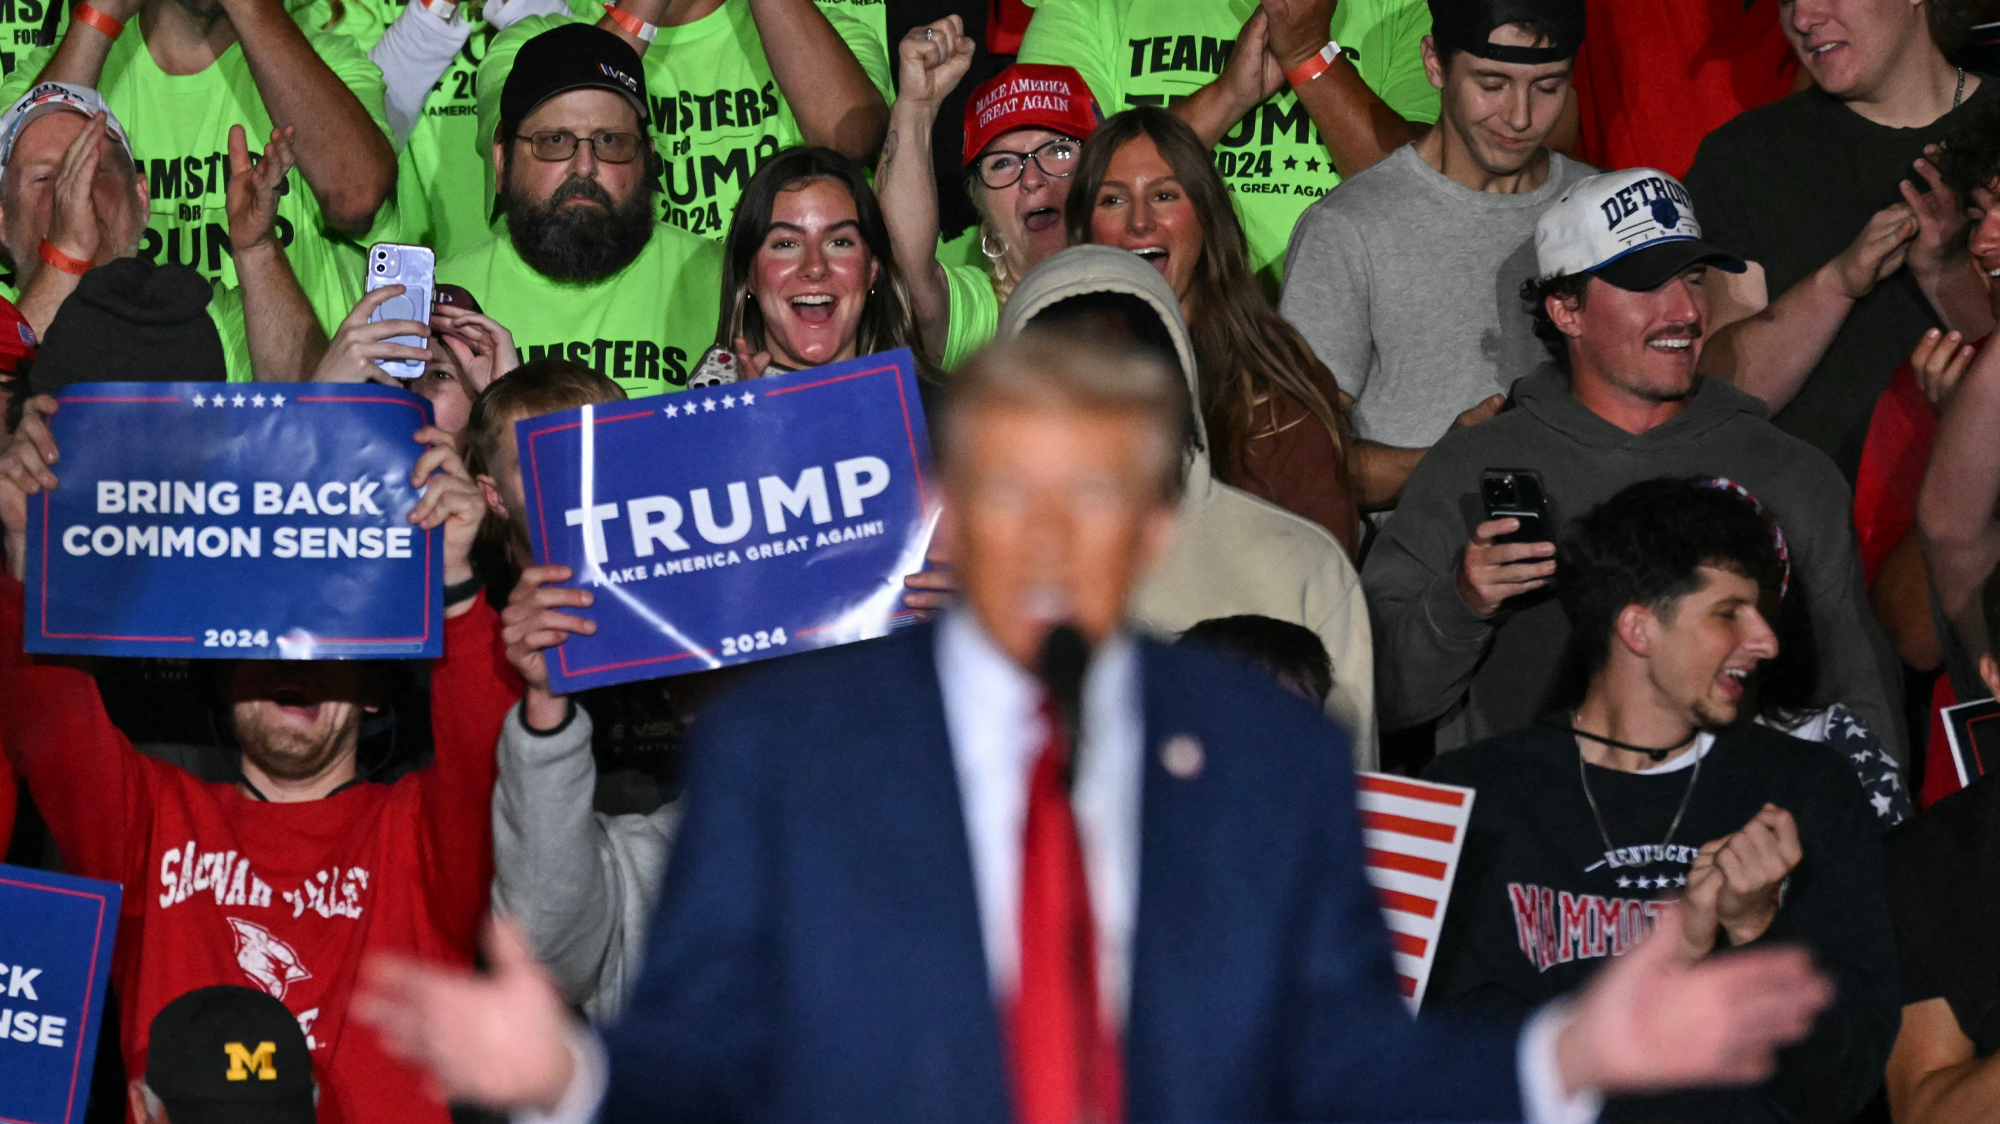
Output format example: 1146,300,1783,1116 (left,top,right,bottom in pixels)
1286,40,1341,86
73,2,123,37
602,3,656,43
38,239,91,276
